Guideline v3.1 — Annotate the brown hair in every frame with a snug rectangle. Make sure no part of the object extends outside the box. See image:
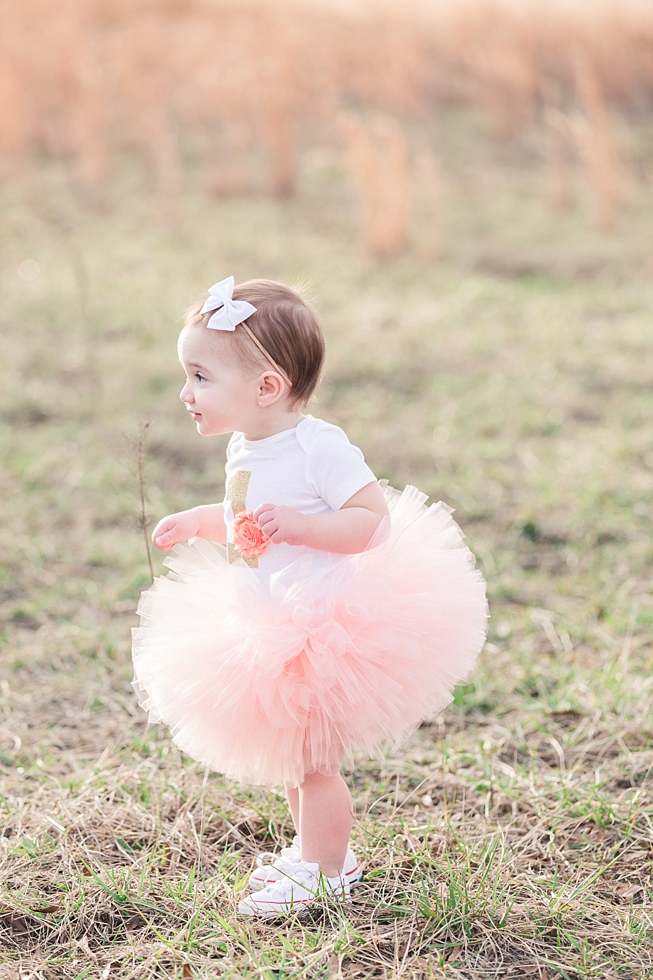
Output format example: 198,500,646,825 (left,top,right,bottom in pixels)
185,279,325,407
